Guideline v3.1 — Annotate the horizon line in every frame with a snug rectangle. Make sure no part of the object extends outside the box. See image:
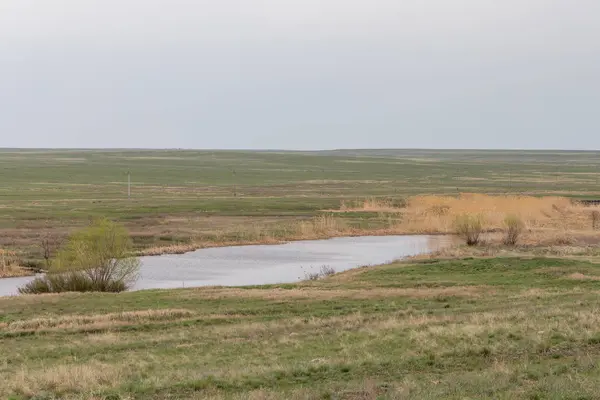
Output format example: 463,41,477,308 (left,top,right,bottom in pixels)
1,147,600,152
